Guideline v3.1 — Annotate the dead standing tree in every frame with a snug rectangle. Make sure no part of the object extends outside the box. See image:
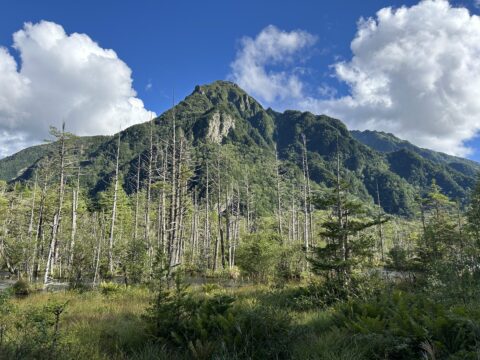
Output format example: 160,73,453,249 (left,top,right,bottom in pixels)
44,123,76,287
107,132,121,275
